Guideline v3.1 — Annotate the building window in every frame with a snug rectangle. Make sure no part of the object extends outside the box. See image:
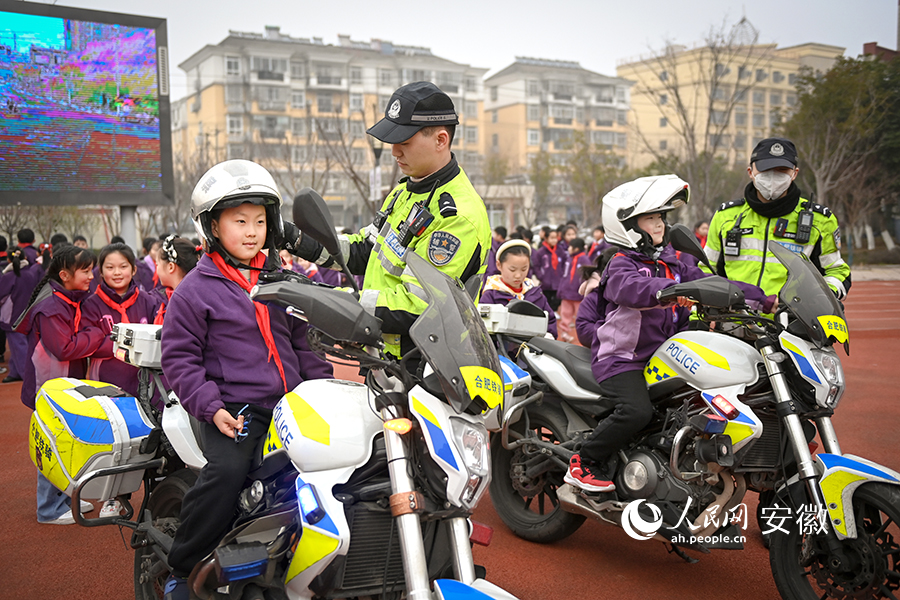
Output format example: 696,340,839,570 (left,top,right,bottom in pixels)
551,104,573,124
594,130,614,147
734,109,747,126
380,69,394,87
291,91,305,109
659,117,667,127
596,85,614,103
752,108,764,127
252,56,288,74
738,65,750,80
734,133,746,150
490,86,498,101
491,110,498,124
616,86,627,103
616,133,627,148
658,70,668,82
465,76,477,93
291,146,307,164
465,100,478,117
350,148,365,165
290,61,305,80
595,107,614,126
491,133,498,147
227,144,243,160
659,139,667,151
227,115,243,135
617,110,627,126
756,69,768,82
711,110,727,125
317,94,333,113
527,79,540,97
770,93,782,105
349,120,364,137
527,129,540,146
770,112,781,127
714,63,730,77
772,71,785,84
753,90,765,105
349,93,363,112
659,93,668,105
734,88,748,102
466,126,478,144
786,94,797,106
226,56,241,76
292,118,306,136
527,104,540,121
712,86,728,100
350,67,363,85
225,84,243,104
788,73,797,85
315,63,342,85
